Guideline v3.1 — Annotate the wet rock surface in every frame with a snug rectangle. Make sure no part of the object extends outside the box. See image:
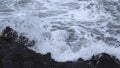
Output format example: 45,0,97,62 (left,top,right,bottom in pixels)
0,27,120,68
